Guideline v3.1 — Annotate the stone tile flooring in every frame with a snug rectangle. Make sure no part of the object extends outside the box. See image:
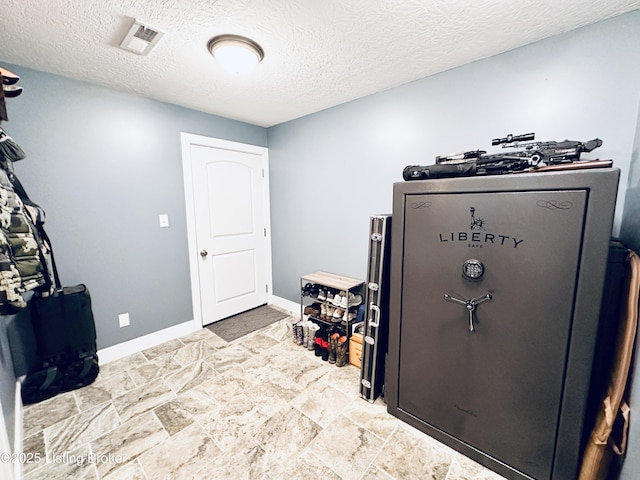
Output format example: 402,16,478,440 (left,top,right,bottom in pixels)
22,316,507,480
